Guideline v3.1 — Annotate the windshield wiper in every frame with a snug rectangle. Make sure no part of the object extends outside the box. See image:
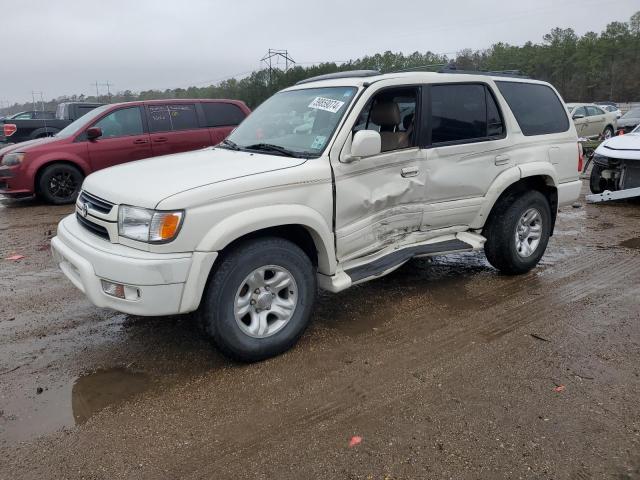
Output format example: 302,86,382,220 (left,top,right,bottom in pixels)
244,143,306,158
219,138,240,150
